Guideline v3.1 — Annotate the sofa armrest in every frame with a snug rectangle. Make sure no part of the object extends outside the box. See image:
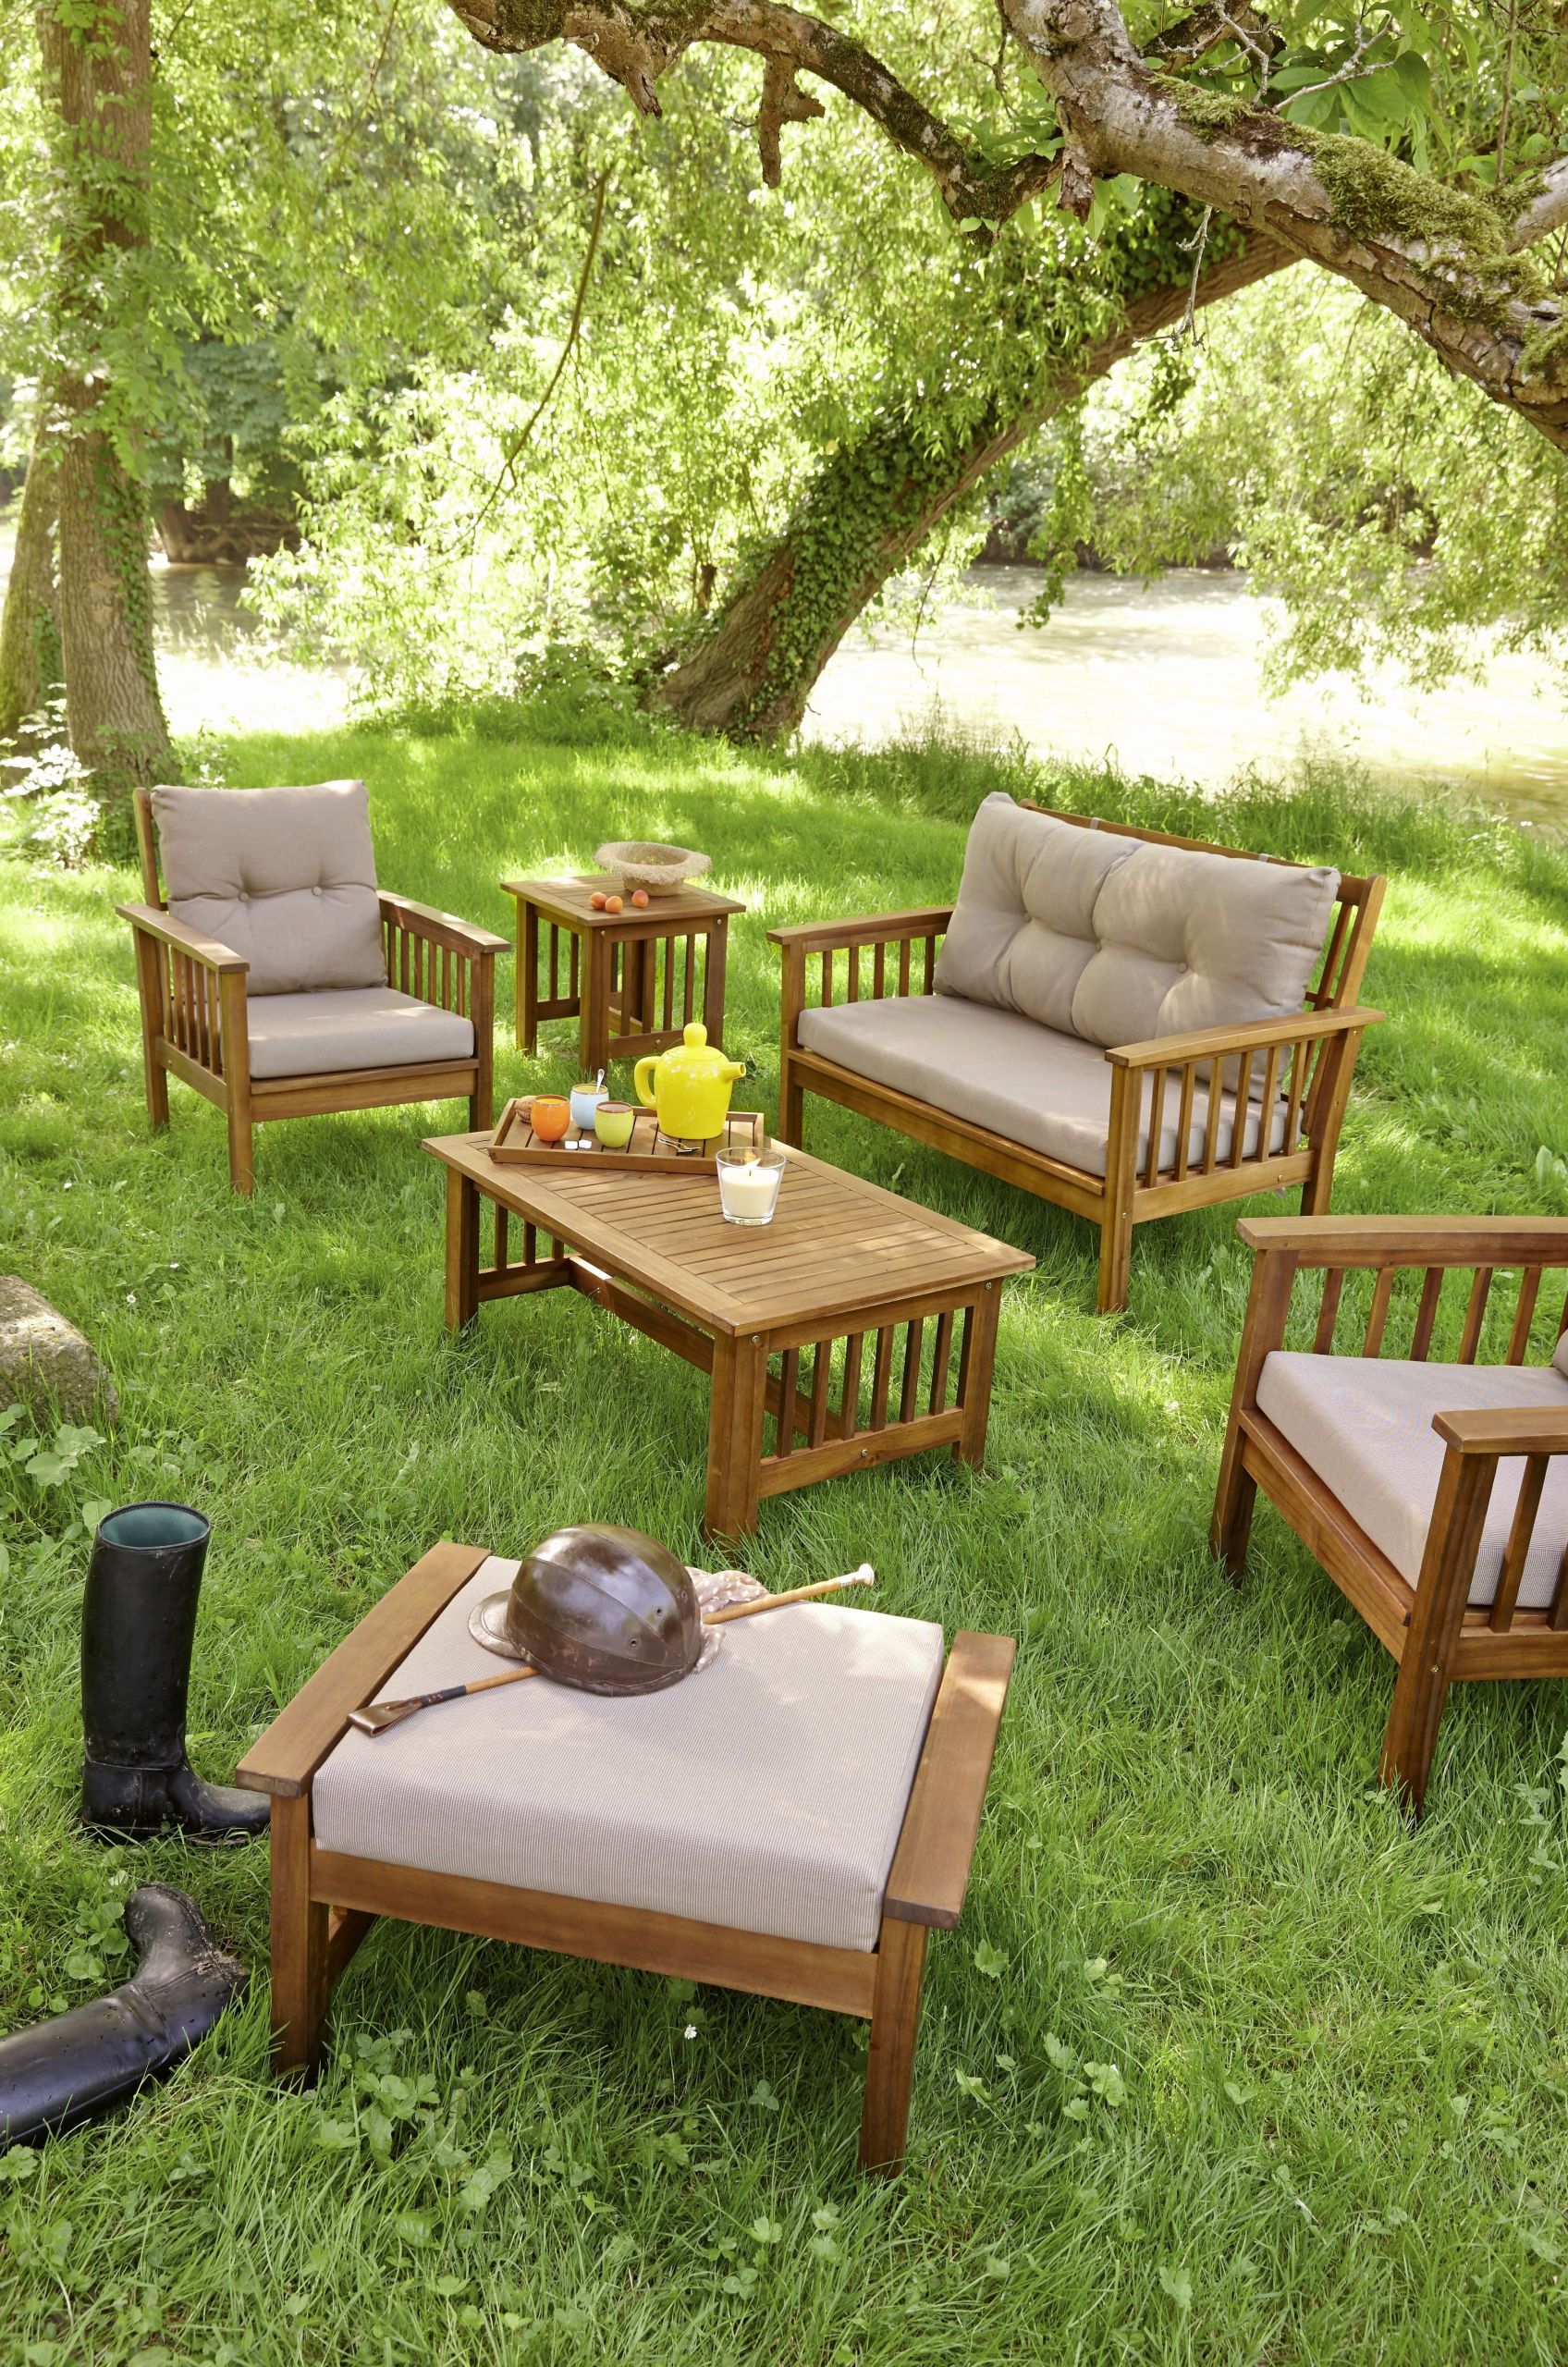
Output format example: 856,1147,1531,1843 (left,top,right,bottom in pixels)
116,901,248,975
882,1631,1014,1929
379,892,509,958
1104,1003,1383,1071
767,906,955,951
